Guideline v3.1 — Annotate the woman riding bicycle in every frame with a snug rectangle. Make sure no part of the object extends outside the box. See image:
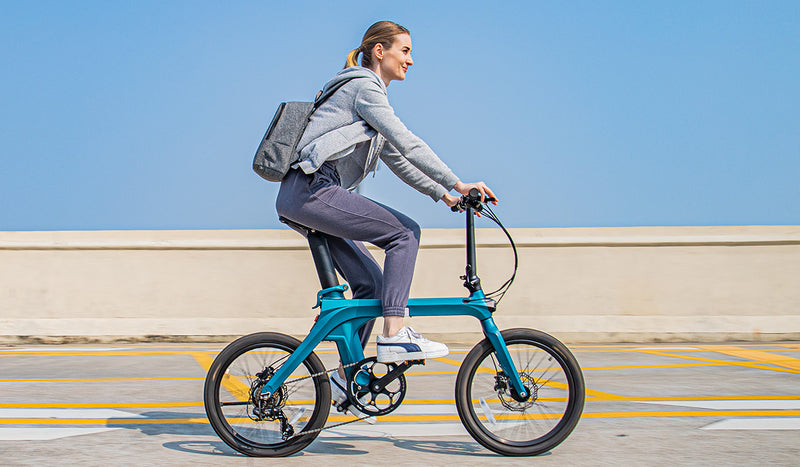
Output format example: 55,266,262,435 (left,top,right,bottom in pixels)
276,20,497,366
